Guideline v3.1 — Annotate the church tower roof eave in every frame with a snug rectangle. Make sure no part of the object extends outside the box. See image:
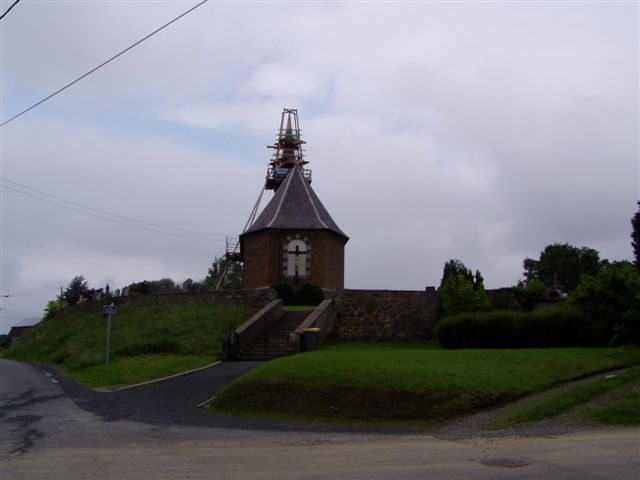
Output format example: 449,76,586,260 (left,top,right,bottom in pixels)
239,226,349,242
